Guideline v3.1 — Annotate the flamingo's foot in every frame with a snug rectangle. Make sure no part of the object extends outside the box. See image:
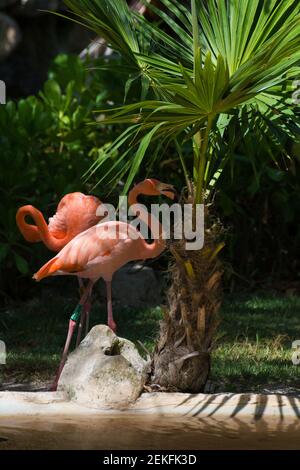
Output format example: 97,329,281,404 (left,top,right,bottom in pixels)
108,320,117,333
